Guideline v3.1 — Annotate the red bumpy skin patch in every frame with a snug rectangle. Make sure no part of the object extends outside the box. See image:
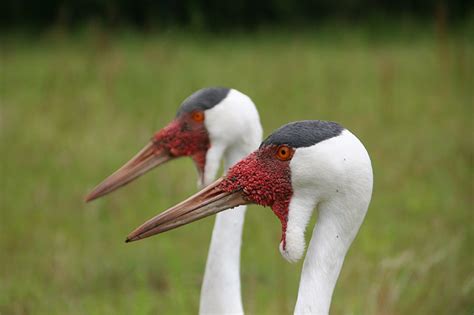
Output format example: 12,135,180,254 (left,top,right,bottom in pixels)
219,145,294,249
153,115,210,171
